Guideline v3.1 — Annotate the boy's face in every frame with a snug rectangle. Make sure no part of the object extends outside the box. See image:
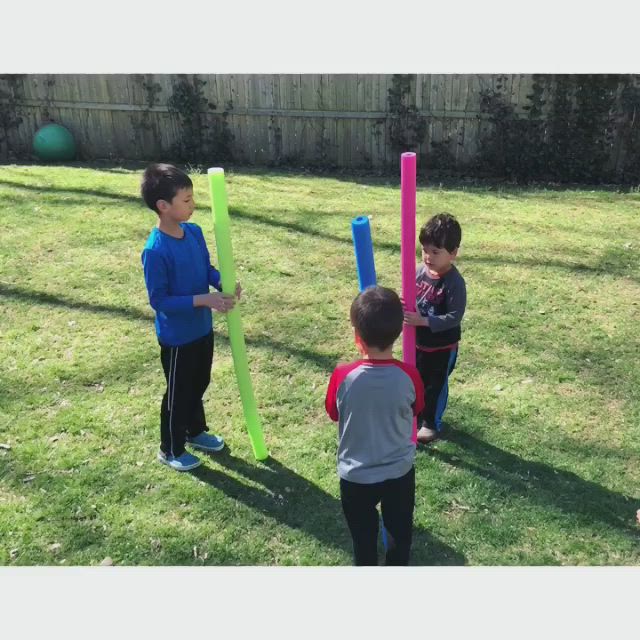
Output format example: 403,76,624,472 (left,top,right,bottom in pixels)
157,187,195,222
421,243,458,275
